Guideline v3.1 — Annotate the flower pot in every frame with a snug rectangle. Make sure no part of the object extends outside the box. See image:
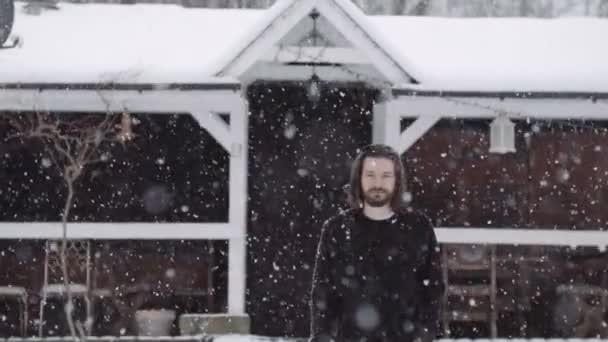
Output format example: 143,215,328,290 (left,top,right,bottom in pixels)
135,309,176,336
